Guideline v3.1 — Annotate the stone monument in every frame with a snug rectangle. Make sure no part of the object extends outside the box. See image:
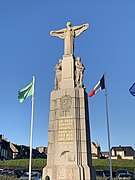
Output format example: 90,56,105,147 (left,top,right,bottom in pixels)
42,22,96,180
